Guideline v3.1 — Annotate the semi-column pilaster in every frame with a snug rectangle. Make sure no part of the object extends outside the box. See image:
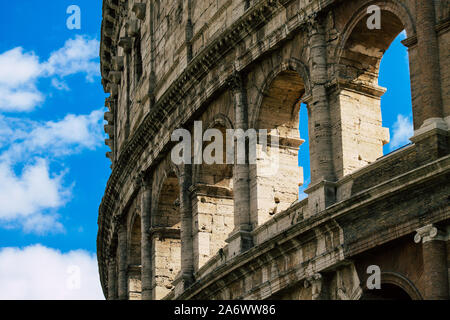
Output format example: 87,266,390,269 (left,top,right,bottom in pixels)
415,0,443,126
226,71,253,256
304,17,337,216
117,223,128,300
138,172,152,300
178,164,195,293
410,1,449,158
414,224,449,300
107,257,117,300
306,17,335,184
